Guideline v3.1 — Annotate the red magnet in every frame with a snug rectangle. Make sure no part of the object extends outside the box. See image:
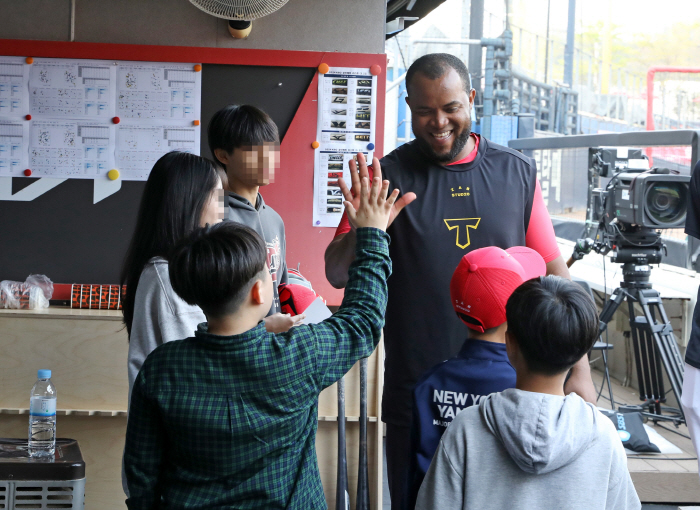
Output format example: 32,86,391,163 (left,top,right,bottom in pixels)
25,57,34,64
370,65,382,76
25,114,32,121
112,116,120,124
24,169,32,177
318,63,330,74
